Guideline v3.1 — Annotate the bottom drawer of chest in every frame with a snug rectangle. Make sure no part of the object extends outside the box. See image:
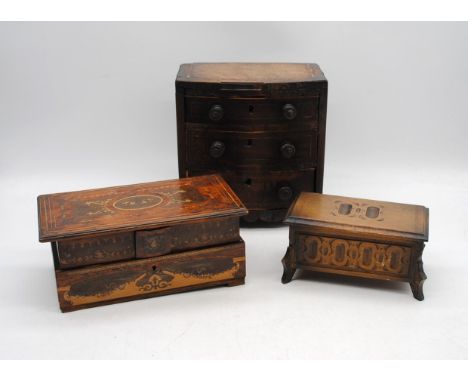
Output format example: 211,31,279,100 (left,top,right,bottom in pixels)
55,241,245,312
189,169,316,210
